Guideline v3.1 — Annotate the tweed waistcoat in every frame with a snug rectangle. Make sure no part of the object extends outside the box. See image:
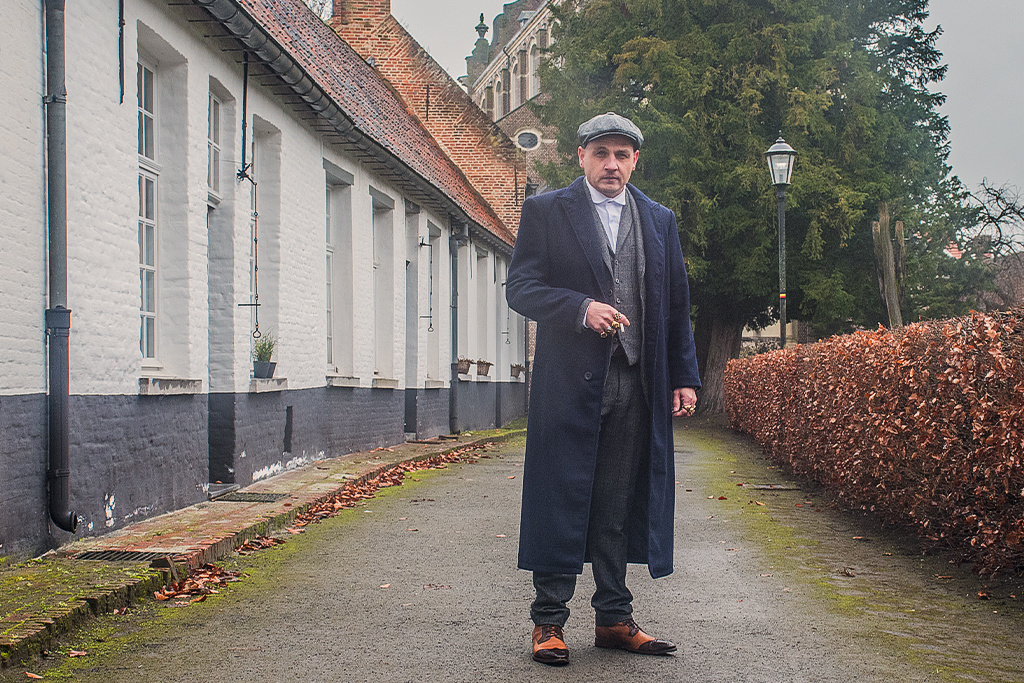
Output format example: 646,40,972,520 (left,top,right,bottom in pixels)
590,191,645,365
